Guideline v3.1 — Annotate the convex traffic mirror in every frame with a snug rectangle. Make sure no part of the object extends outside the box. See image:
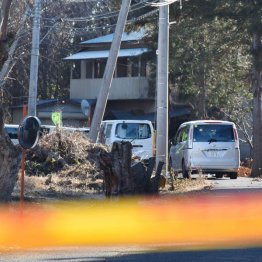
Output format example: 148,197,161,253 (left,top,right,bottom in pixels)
18,116,41,149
